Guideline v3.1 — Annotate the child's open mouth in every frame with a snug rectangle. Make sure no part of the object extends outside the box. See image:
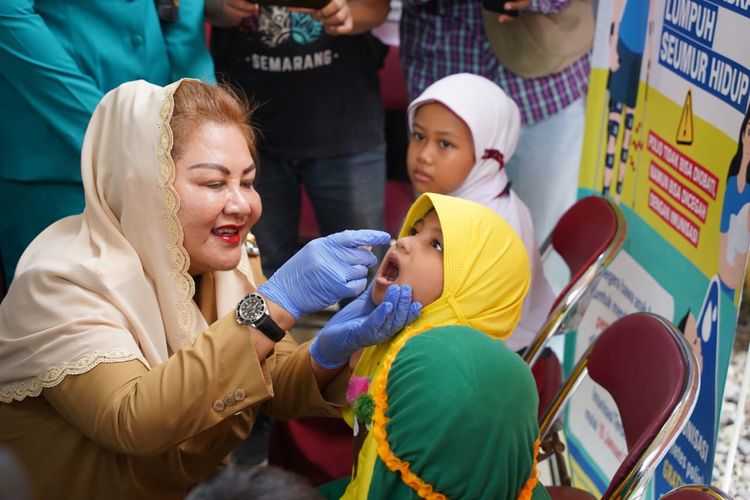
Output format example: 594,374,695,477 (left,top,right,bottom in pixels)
382,256,400,282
